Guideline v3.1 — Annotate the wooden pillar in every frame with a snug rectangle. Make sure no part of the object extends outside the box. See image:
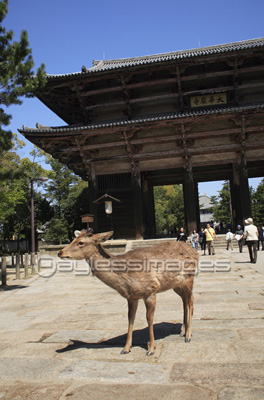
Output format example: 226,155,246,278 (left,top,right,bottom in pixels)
142,174,155,238
230,162,251,228
88,165,98,232
1,256,7,287
183,168,198,236
194,181,201,230
230,115,251,228
132,167,144,239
